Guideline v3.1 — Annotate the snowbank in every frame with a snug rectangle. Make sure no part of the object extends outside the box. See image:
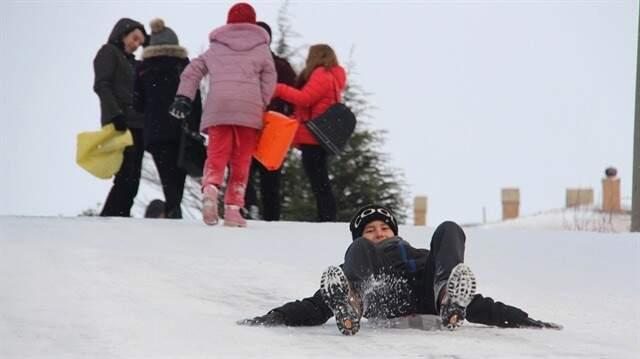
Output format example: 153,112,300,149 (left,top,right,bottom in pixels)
0,216,638,358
